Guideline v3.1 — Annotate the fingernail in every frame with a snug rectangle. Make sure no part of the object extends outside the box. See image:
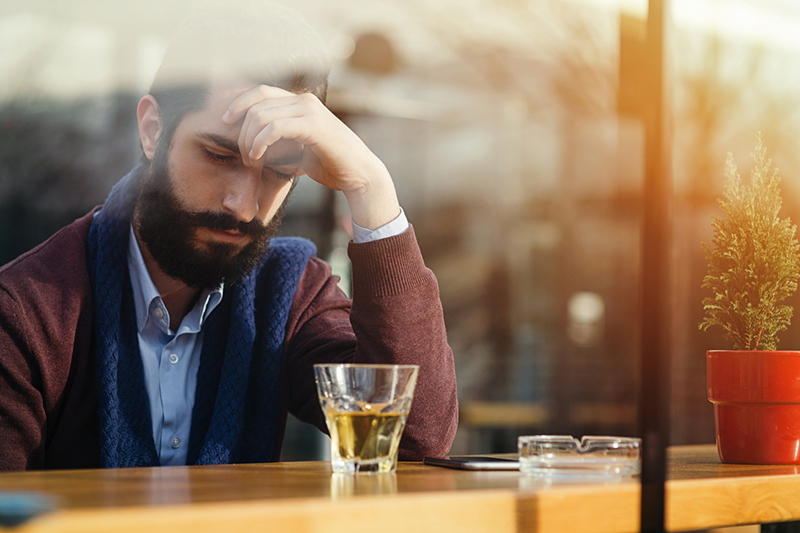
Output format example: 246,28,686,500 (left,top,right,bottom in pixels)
222,110,230,122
